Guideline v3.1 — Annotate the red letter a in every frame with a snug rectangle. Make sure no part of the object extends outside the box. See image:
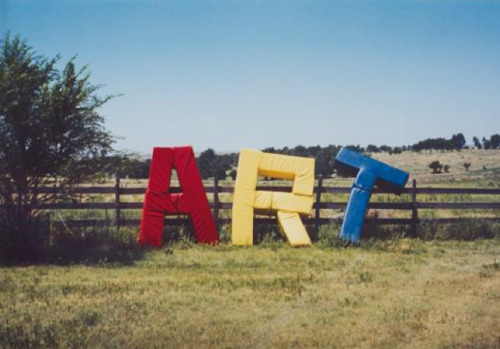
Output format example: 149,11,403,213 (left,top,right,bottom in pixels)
139,146,219,245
